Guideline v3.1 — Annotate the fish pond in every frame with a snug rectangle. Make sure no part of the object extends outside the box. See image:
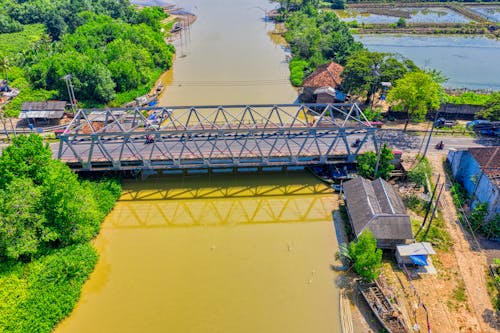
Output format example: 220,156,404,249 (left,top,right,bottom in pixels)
335,7,472,24
356,34,500,90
